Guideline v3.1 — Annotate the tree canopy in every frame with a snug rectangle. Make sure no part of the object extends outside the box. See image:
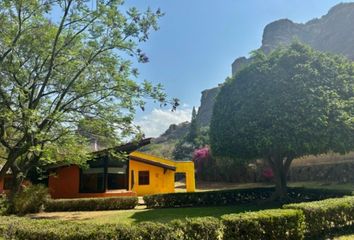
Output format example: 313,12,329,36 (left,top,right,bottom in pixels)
0,0,177,195
186,107,198,143
210,43,354,198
